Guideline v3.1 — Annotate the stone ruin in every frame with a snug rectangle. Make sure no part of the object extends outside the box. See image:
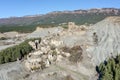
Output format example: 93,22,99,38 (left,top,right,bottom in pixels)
25,37,71,72
68,22,89,32
68,22,76,30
